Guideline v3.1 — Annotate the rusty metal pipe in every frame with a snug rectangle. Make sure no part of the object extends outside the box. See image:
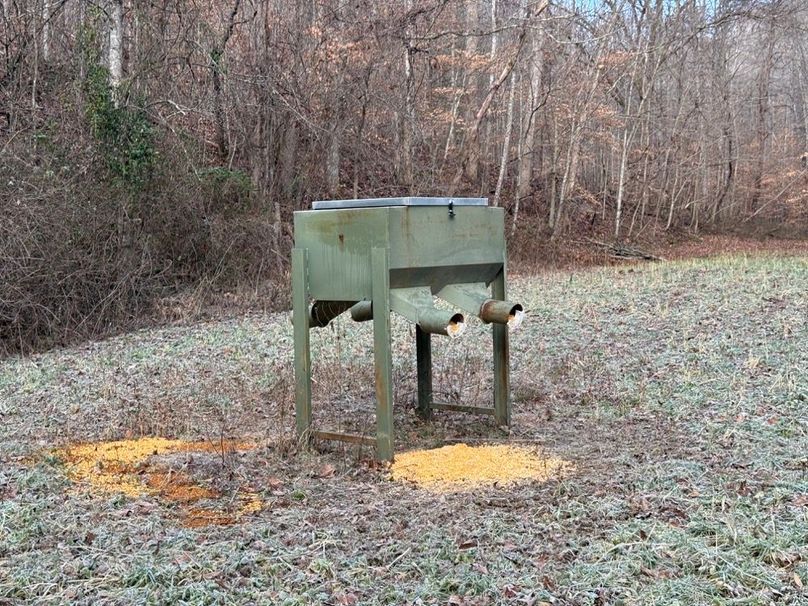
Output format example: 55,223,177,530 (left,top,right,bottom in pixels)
437,283,525,331
350,291,466,338
391,288,466,338
309,300,356,328
480,300,524,328
415,309,466,337
349,301,373,322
